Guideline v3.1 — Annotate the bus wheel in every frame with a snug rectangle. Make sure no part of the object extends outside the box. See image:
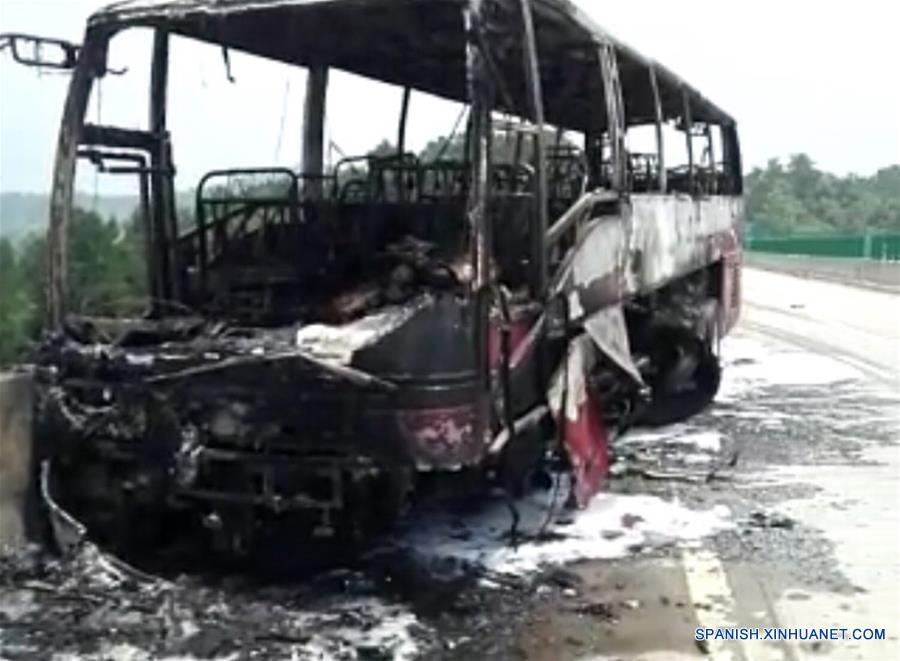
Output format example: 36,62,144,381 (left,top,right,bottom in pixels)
637,325,722,427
